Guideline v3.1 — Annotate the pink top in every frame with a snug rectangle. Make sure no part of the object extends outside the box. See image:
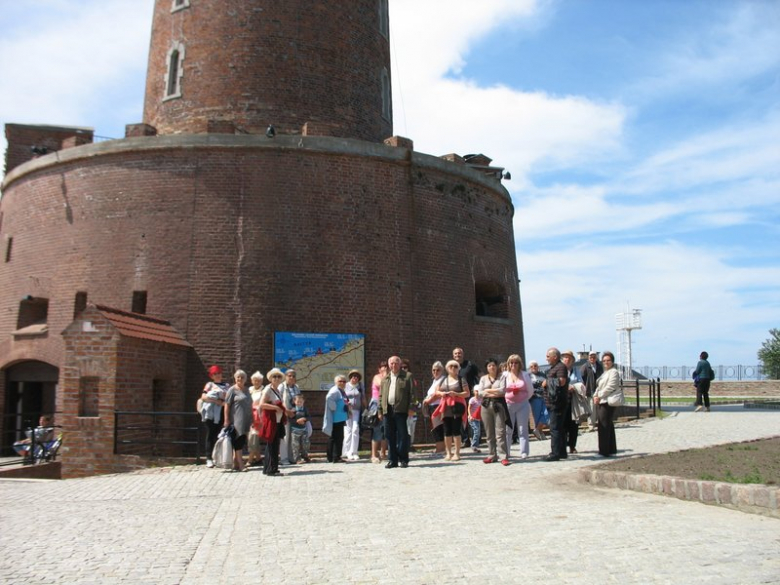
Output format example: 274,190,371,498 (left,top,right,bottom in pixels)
503,372,532,404
371,382,381,401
